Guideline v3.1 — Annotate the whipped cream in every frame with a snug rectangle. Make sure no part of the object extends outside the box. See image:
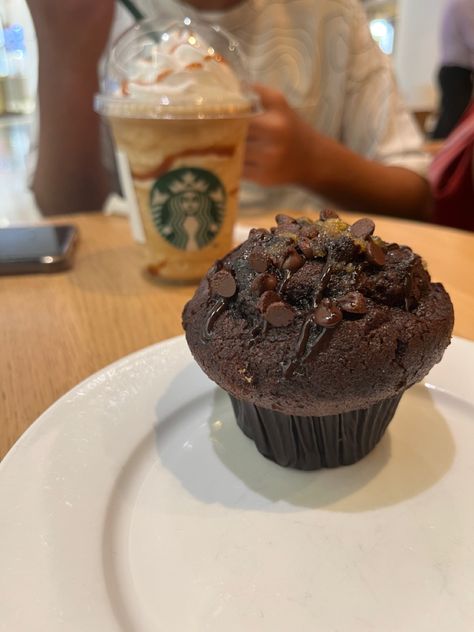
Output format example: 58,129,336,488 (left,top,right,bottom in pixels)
119,28,246,106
